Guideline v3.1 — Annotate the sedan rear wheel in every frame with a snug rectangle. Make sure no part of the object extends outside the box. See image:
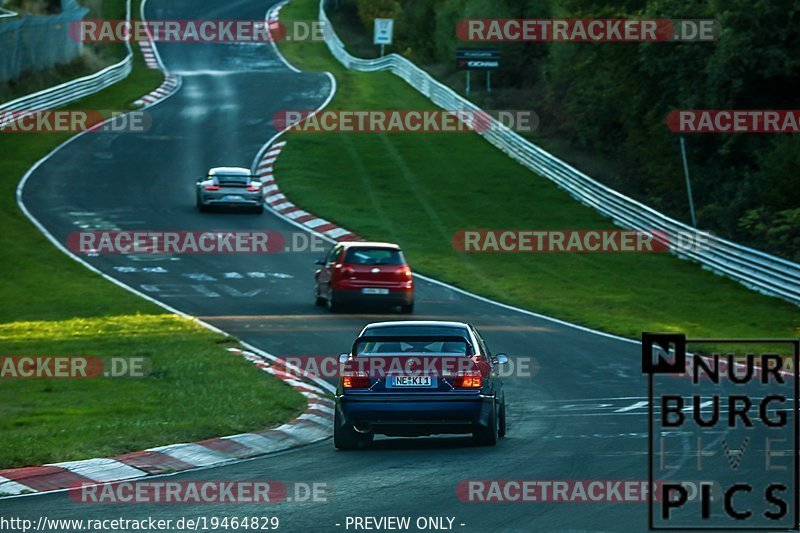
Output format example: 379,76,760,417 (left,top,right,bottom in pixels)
498,397,507,438
473,401,499,446
334,410,372,450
